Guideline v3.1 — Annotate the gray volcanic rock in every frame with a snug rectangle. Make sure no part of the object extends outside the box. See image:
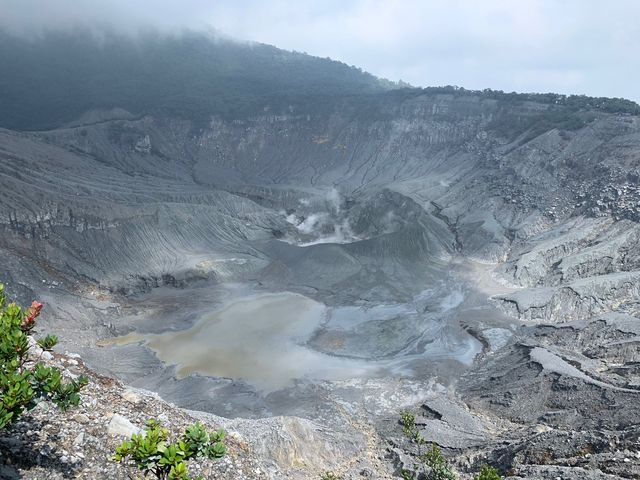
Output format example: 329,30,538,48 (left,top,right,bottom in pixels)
453,314,640,479
1,73,640,479
494,271,640,322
